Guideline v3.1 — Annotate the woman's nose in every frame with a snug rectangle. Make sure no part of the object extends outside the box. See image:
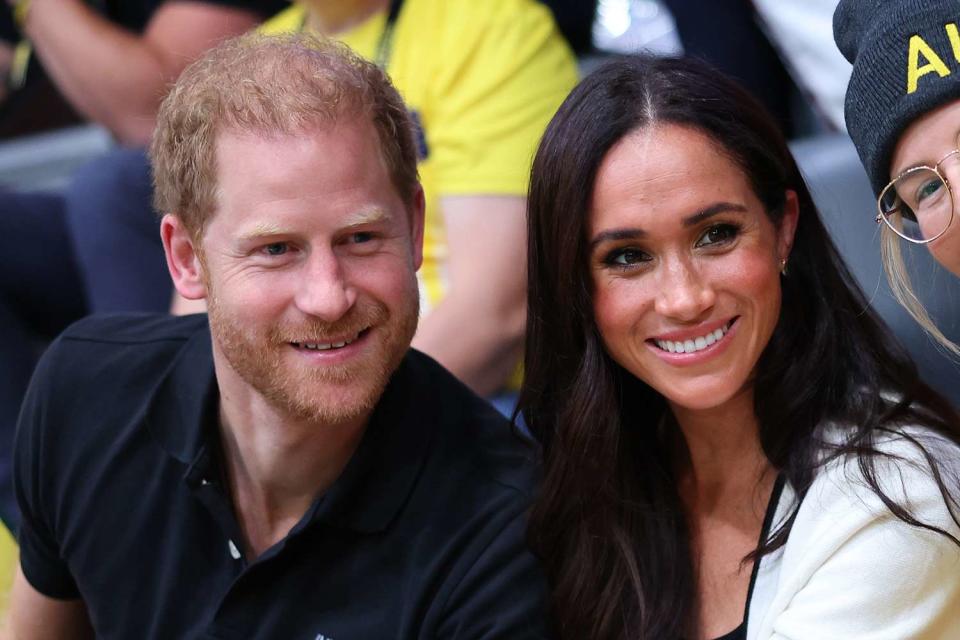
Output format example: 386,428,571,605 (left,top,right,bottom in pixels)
653,257,716,322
